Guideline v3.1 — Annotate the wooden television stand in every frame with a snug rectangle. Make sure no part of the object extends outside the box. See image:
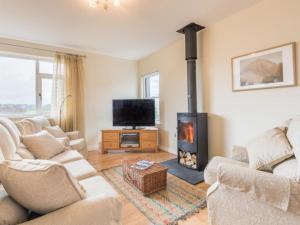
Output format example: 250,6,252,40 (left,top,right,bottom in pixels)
101,128,158,154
